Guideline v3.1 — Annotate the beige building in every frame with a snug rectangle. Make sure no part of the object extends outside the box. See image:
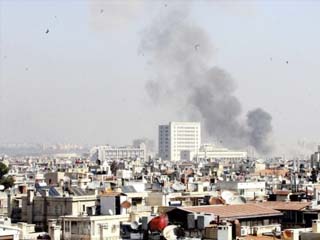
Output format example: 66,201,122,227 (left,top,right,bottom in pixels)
60,214,130,240
21,189,97,231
